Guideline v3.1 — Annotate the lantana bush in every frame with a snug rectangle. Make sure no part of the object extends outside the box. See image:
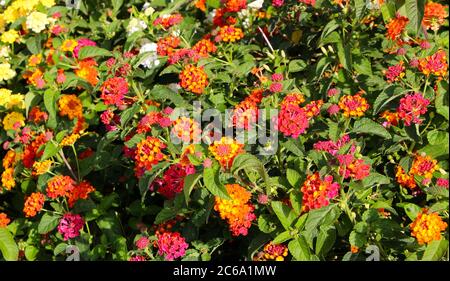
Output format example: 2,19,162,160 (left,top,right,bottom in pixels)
0,0,449,261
